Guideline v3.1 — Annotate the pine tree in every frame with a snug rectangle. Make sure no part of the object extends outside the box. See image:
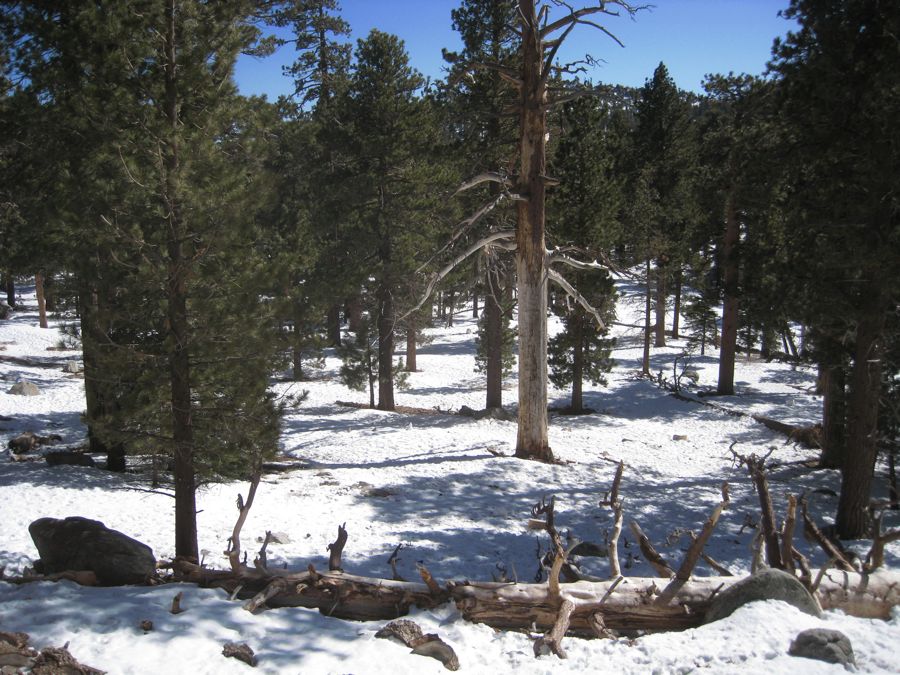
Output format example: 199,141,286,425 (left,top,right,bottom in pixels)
445,0,519,411
4,1,291,558
770,0,900,538
334,30,440,411
546,96,620,412
631,63,695,350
